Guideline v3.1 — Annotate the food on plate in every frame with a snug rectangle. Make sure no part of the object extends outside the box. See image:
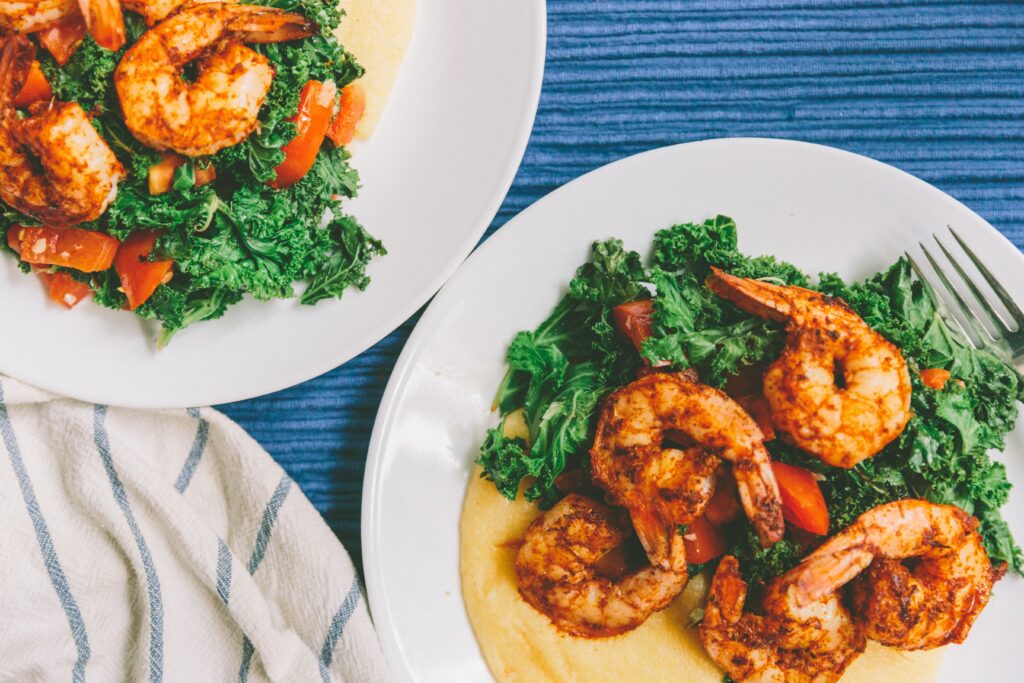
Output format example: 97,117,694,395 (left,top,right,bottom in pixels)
591,372,784,570
515,493,689,638
463,216,1022,681
0,1,392,344
707,268,913,468
700,554,865,683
